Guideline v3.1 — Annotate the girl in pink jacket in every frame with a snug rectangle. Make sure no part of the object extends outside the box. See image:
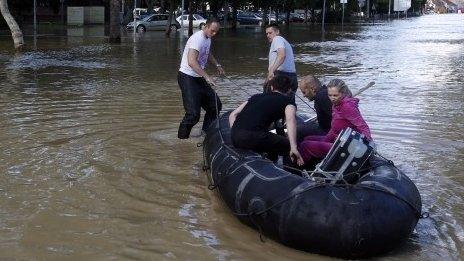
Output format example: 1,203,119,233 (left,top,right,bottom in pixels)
298,79,372,163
